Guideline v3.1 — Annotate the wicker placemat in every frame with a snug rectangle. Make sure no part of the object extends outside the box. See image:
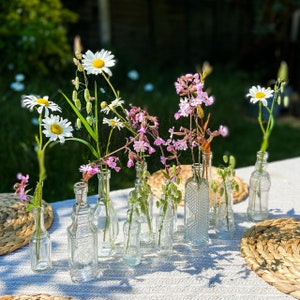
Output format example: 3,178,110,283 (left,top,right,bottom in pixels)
0,193,53,256
148,165,248,205
240,218,300,299
0,295,74,300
